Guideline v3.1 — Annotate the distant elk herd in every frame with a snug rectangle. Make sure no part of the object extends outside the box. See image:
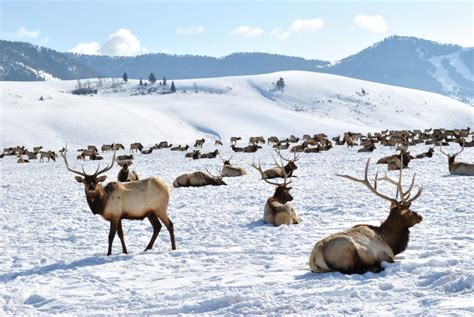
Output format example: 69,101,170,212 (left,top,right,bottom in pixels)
2,126,473,274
